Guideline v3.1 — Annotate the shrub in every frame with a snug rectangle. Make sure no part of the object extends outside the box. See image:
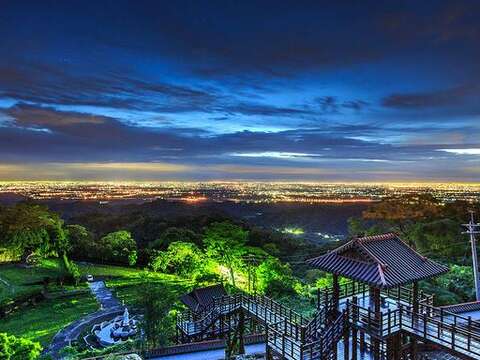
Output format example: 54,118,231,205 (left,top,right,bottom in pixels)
0,332,42,360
